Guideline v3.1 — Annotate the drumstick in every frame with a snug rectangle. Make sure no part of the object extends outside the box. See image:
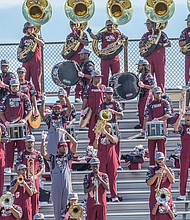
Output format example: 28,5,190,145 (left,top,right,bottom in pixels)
127,132,144,140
